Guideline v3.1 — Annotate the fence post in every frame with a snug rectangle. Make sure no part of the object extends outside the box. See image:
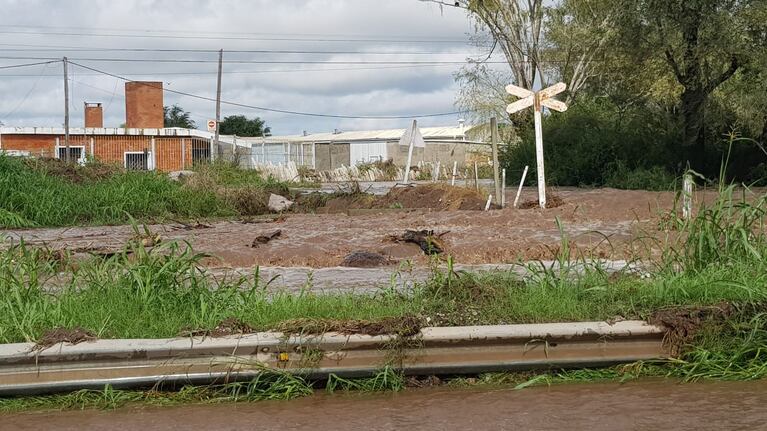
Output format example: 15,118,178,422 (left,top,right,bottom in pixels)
55,137,60,159
491,117,501,204
89,137,95,160
474,161,479,191
150,137,156,171
181,138,186,170
501,168,506,208
682,173,694,220
513,165,529,208
209,138,215,163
